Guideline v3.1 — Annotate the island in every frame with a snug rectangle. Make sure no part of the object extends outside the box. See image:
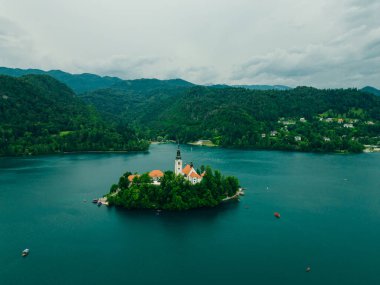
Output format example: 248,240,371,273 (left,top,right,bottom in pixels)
105,146,242,210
